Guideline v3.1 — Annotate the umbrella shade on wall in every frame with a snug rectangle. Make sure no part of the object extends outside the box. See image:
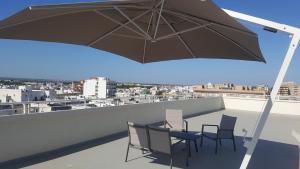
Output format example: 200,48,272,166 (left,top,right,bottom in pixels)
0,0,265,63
